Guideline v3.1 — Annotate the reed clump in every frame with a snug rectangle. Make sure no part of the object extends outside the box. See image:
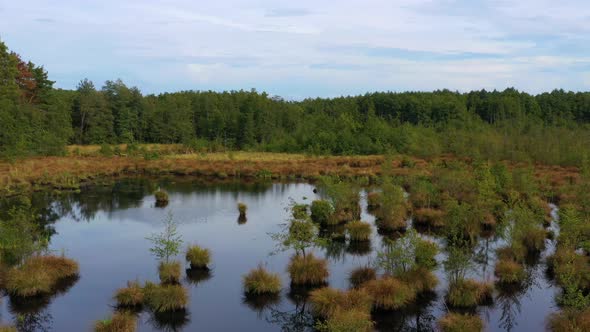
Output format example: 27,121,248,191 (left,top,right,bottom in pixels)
438,313,483,332
447,279,493,308
345,221,372,242
363,277,416,310
349,267,377,289
5,255,79,297
243,265,282,295
494,259,526,284
94,312,137,332
185,245,211,269
115,281,144,307
143,282,188,313
287,253,329,286
309,287,372,318
158,261,182,284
